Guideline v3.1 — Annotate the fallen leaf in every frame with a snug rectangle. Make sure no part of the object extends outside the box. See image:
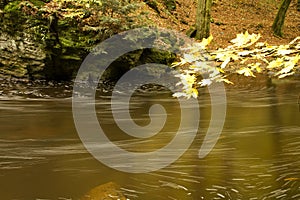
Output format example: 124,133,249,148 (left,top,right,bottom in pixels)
237,67,256,77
